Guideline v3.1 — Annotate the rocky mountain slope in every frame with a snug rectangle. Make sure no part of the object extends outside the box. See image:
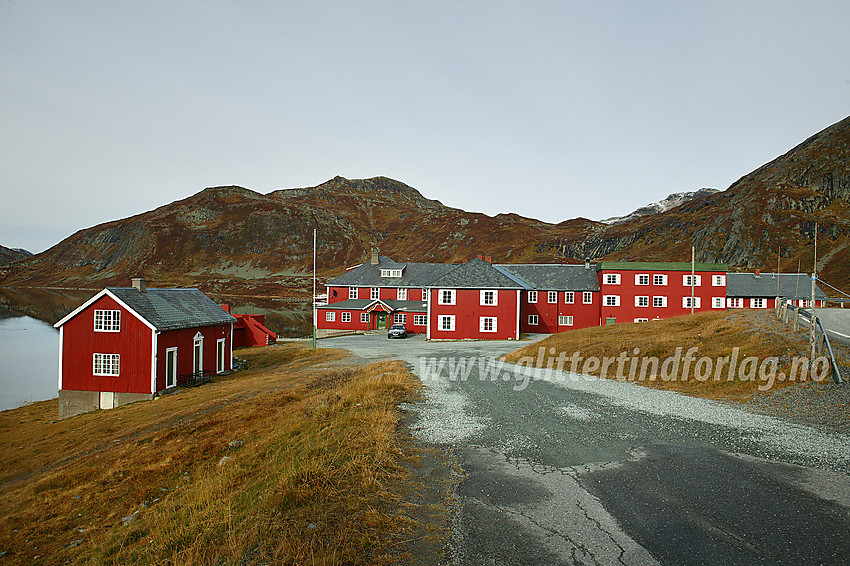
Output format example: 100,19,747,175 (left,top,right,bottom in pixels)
601,188,720,224
1,115,848,296
0,245,32,266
